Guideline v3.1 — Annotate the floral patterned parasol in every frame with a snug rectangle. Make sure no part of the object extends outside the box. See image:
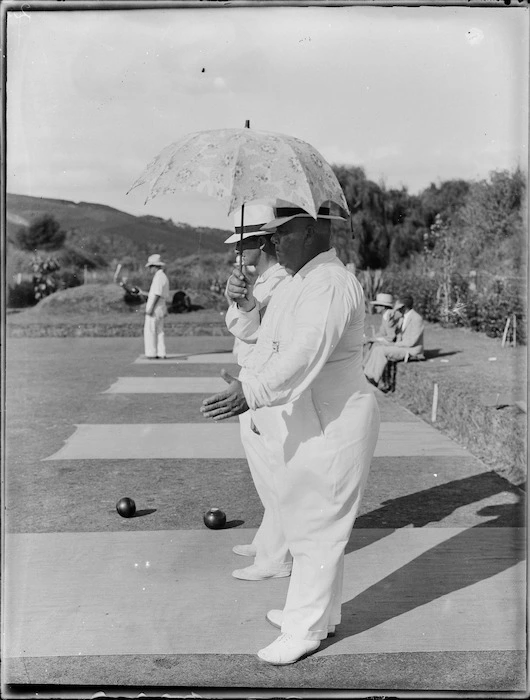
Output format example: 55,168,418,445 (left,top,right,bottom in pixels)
128,128,349,220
